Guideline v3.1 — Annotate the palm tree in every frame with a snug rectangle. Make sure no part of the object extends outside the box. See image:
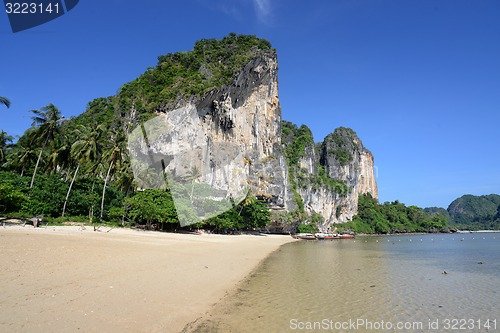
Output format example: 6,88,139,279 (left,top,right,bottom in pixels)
5,132,38,176
61,124,105,217
115,160,135,193
99,130,126,223
186,165,201,201
45,134,71,176
0,96,10,108
0,130,13,163
30,104,64,188
10,146,37,177
238,190,256,216
114,160,135,226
